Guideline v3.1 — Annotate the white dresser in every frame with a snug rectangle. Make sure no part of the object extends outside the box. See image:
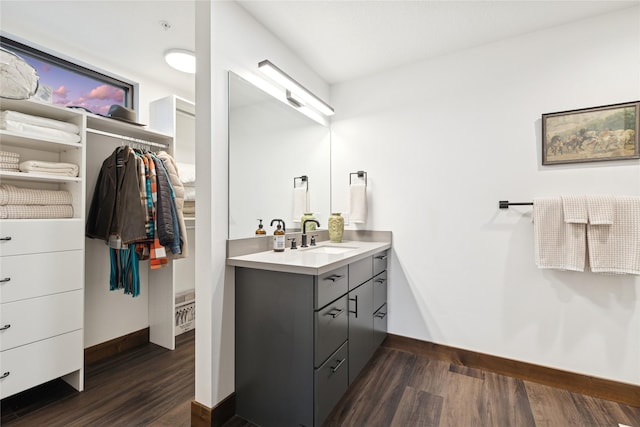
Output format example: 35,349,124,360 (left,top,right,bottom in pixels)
0,99,85,399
